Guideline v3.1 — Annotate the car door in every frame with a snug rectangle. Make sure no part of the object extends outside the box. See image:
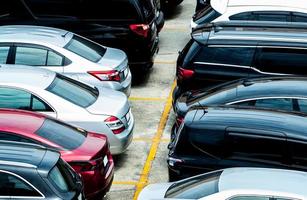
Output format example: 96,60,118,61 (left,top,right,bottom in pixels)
0,86,57,118
193,45,256,88
225,127,288,167
11,44,65,73
252,46,307,76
